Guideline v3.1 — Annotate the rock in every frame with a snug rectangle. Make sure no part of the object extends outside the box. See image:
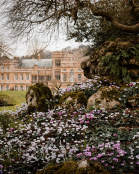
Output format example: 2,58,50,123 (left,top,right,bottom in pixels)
26,83,53,113
59,91,87,107
64,96,73,105
78,160,89,169
87,86,120,109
